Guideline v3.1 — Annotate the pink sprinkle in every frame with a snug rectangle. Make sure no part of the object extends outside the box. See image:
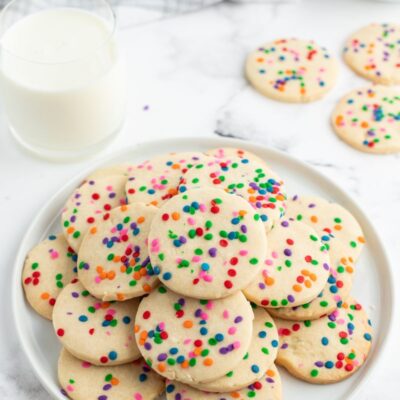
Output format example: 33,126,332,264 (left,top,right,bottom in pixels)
239,250,248,256
203,274,213,282
271,251,278,259
184,339,192,345
66,385,74,392
337,318,345,325
265,259,273,266
187,217,196,225
206,301,214,310
134,393,143,400
199,204,207,212
233,341,241,349
94,276,101,284
201,312,209,320
228,327,236,335
50,250,59,259
223,310,229,319
159,322,166,330
192,256,201,262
